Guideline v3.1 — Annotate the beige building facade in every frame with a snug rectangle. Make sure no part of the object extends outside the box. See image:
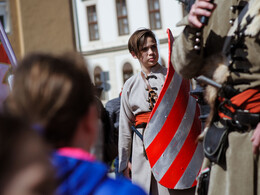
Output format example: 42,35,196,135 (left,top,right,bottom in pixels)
74,0,184,101
1,0,76,60
1,0,185,102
